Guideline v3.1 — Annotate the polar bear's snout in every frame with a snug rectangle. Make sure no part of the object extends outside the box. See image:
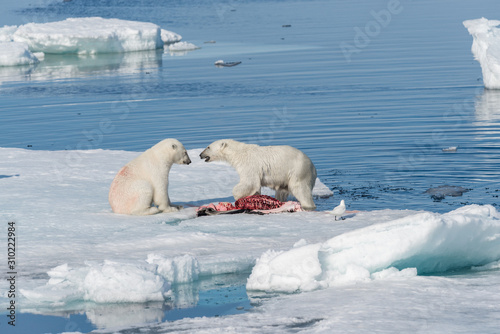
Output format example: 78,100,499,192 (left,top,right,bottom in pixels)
200,149,210,162
178,149,191,165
